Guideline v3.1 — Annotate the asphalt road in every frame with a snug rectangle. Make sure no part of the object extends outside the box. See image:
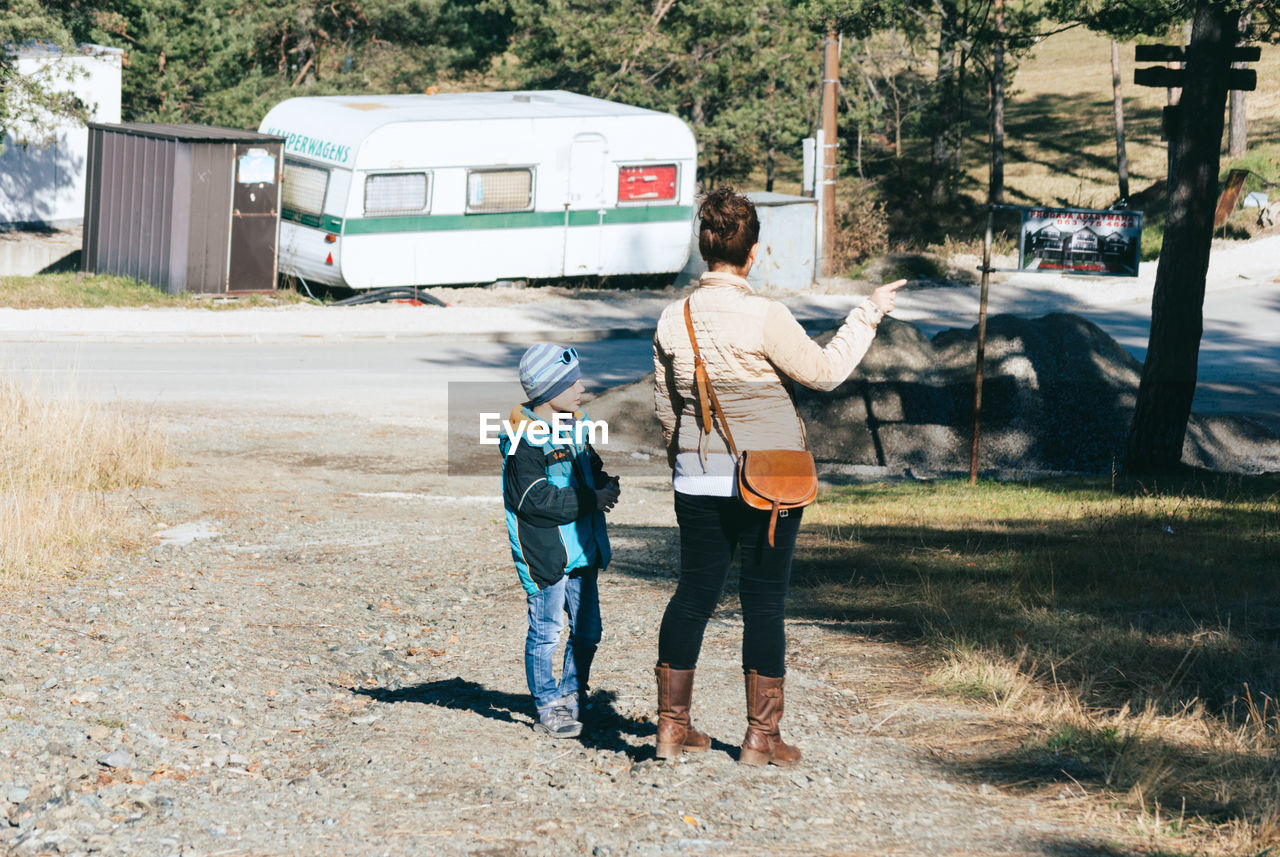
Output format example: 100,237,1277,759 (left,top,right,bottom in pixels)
4,278,1276,433
0,339,656,415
